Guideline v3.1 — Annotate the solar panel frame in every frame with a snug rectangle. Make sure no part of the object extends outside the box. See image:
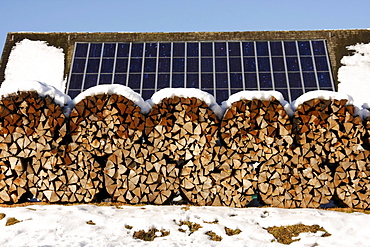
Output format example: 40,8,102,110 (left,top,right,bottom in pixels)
67,39,335,104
